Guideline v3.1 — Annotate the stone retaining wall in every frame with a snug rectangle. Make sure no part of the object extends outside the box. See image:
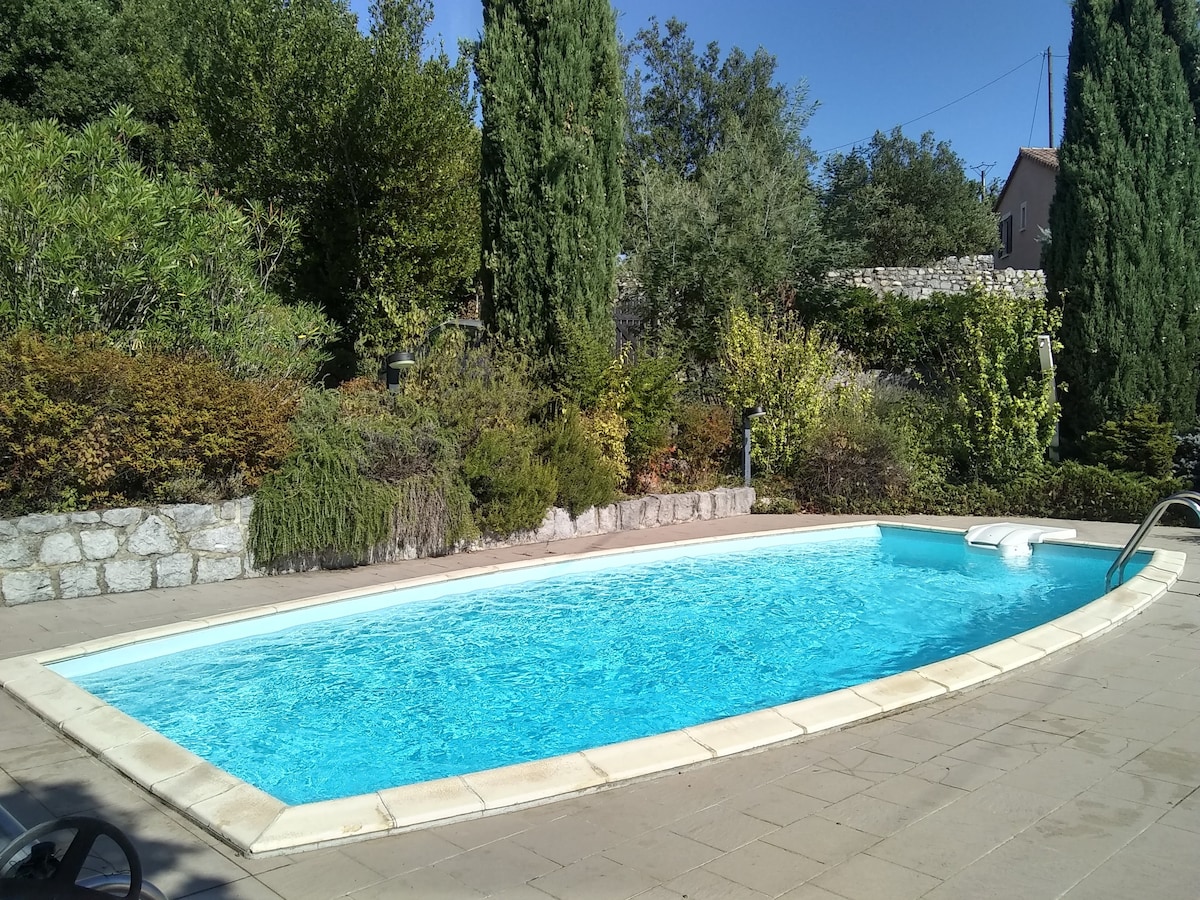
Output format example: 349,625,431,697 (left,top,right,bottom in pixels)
826,255,1046,301
0,487,756,606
